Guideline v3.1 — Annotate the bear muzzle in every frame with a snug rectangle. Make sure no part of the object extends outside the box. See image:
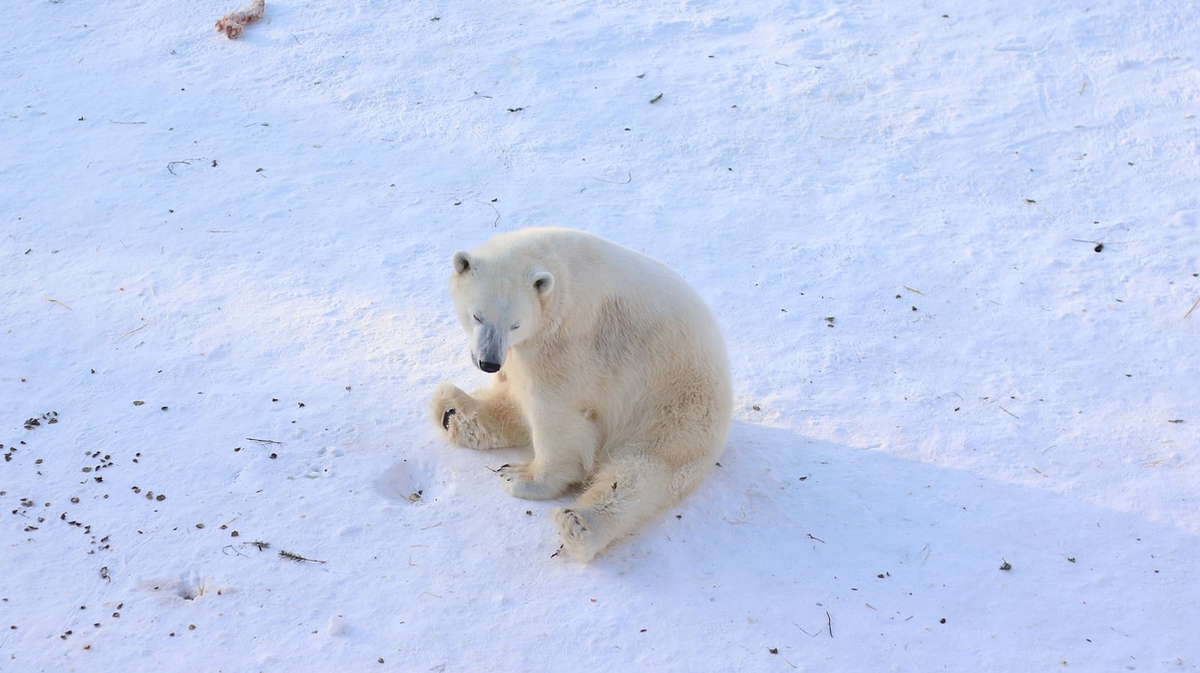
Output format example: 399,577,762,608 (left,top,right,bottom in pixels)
471,323,506,373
